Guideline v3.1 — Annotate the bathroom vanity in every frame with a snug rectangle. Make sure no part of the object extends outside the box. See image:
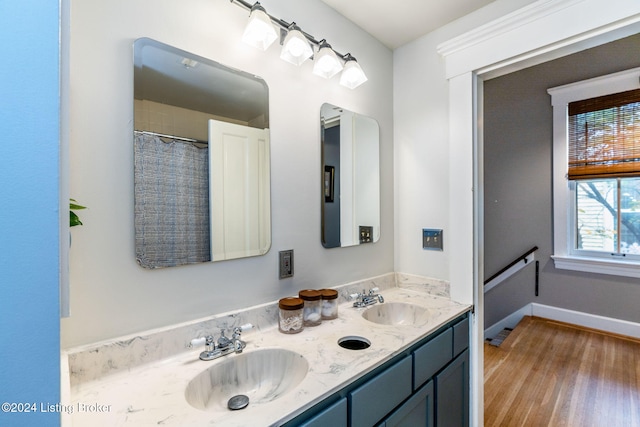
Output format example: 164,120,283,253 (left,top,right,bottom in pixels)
64,275,471,427
287,313,469,427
